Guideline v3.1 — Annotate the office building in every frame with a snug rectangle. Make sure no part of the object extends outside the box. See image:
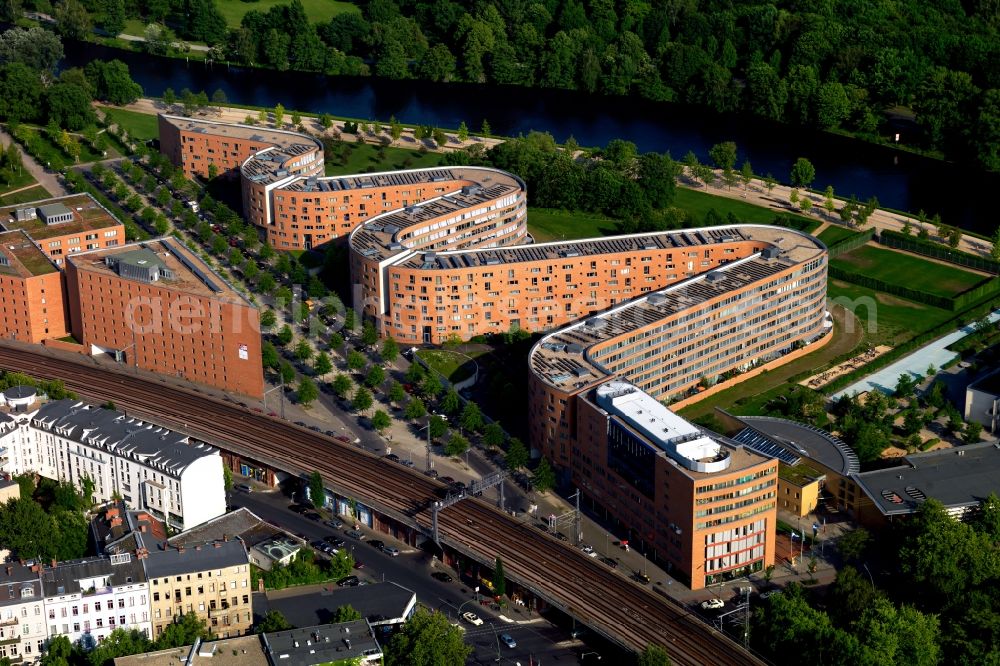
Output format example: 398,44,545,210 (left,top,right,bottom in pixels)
65,238,264,398
0,194,125,267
